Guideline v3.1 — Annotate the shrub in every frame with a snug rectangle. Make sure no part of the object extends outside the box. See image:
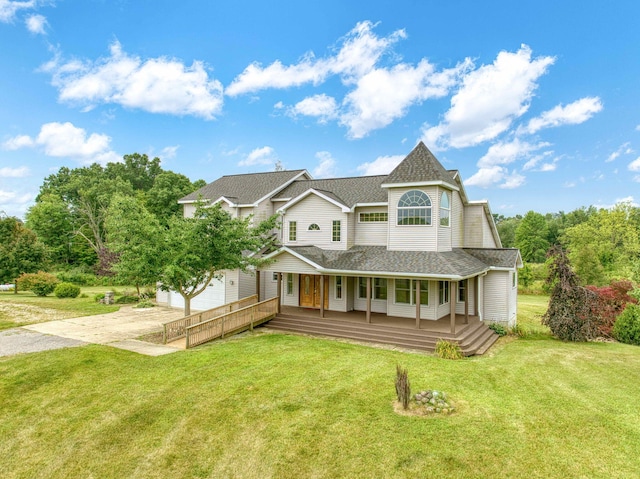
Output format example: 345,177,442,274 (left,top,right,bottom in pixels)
435,339,464,359
135,300,155,308
587,280,637,337
17,272,59,297
395,365,411,410
54,282,81,298
613,304,640,346
488,323,508,336
115,295,139,304
94,293,105,302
